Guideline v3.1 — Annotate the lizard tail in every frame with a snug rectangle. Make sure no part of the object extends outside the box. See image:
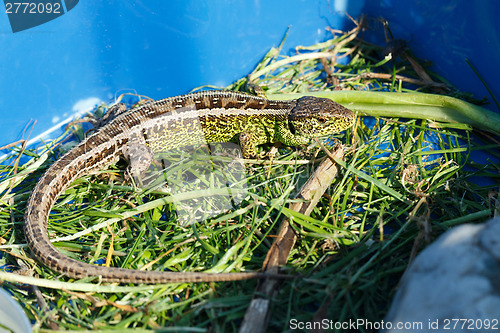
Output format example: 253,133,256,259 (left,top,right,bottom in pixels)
23,143,263,284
